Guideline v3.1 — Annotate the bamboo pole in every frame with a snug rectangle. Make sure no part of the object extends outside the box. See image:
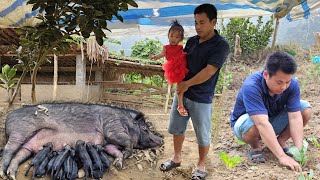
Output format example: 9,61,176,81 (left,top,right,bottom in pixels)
53,54,58,100
271,17,280,50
